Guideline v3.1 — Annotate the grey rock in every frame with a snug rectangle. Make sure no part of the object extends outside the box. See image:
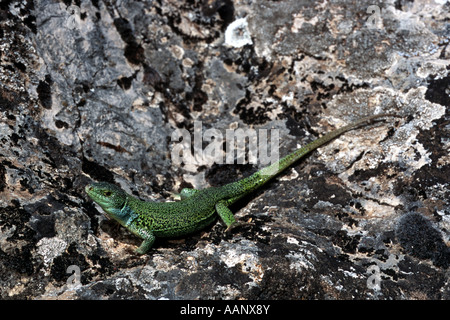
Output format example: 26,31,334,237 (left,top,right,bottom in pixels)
0,0,448,300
